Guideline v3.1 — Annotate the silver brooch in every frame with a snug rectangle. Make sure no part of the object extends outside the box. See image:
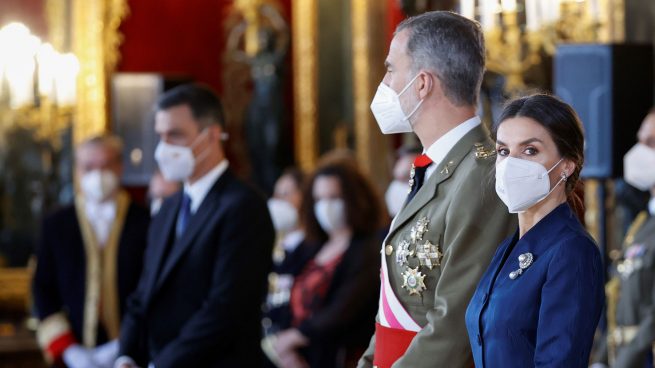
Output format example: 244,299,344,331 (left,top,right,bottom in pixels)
509,252,534,280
